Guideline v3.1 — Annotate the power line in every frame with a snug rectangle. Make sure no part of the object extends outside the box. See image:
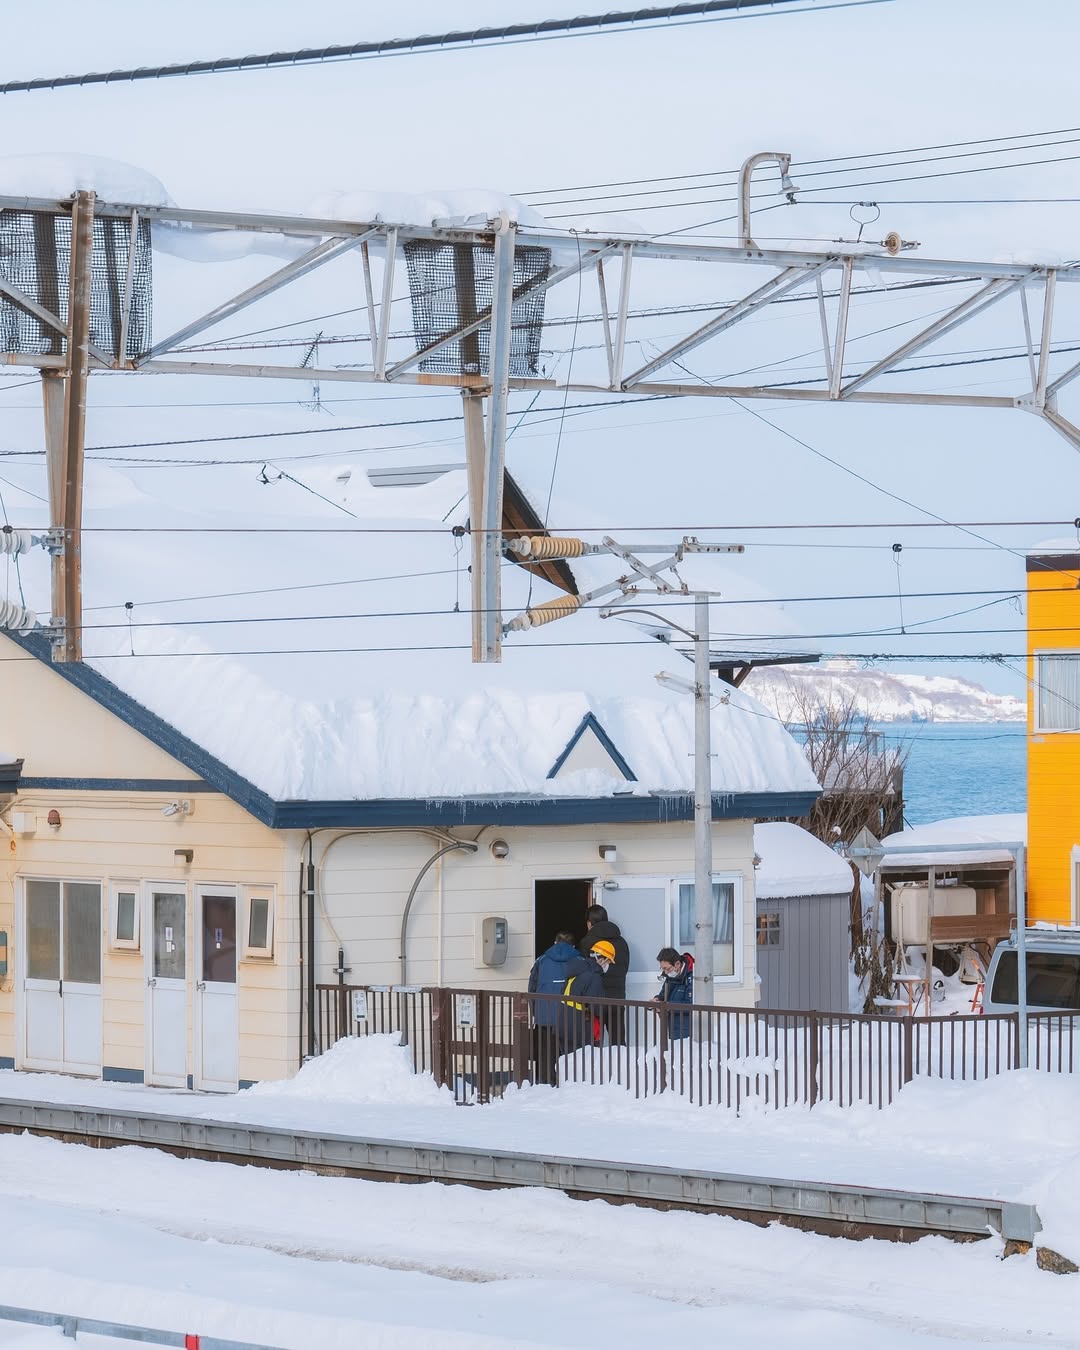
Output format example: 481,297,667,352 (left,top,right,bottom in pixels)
521,123,1080,197
0,1,880,94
